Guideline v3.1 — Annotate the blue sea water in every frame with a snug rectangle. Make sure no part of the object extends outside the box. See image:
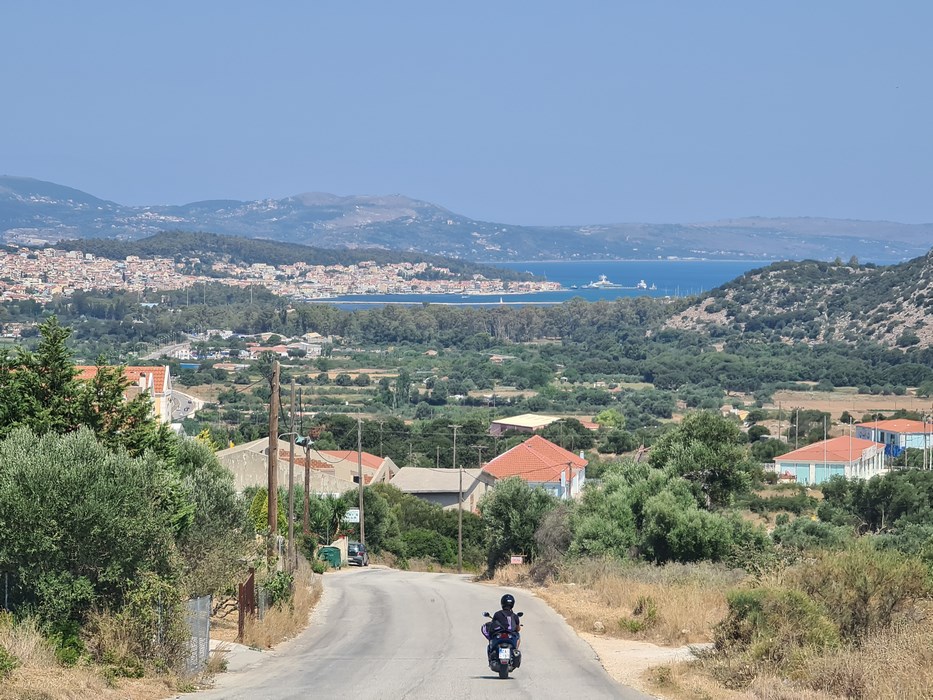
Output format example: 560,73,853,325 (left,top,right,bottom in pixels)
321,259,771,308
